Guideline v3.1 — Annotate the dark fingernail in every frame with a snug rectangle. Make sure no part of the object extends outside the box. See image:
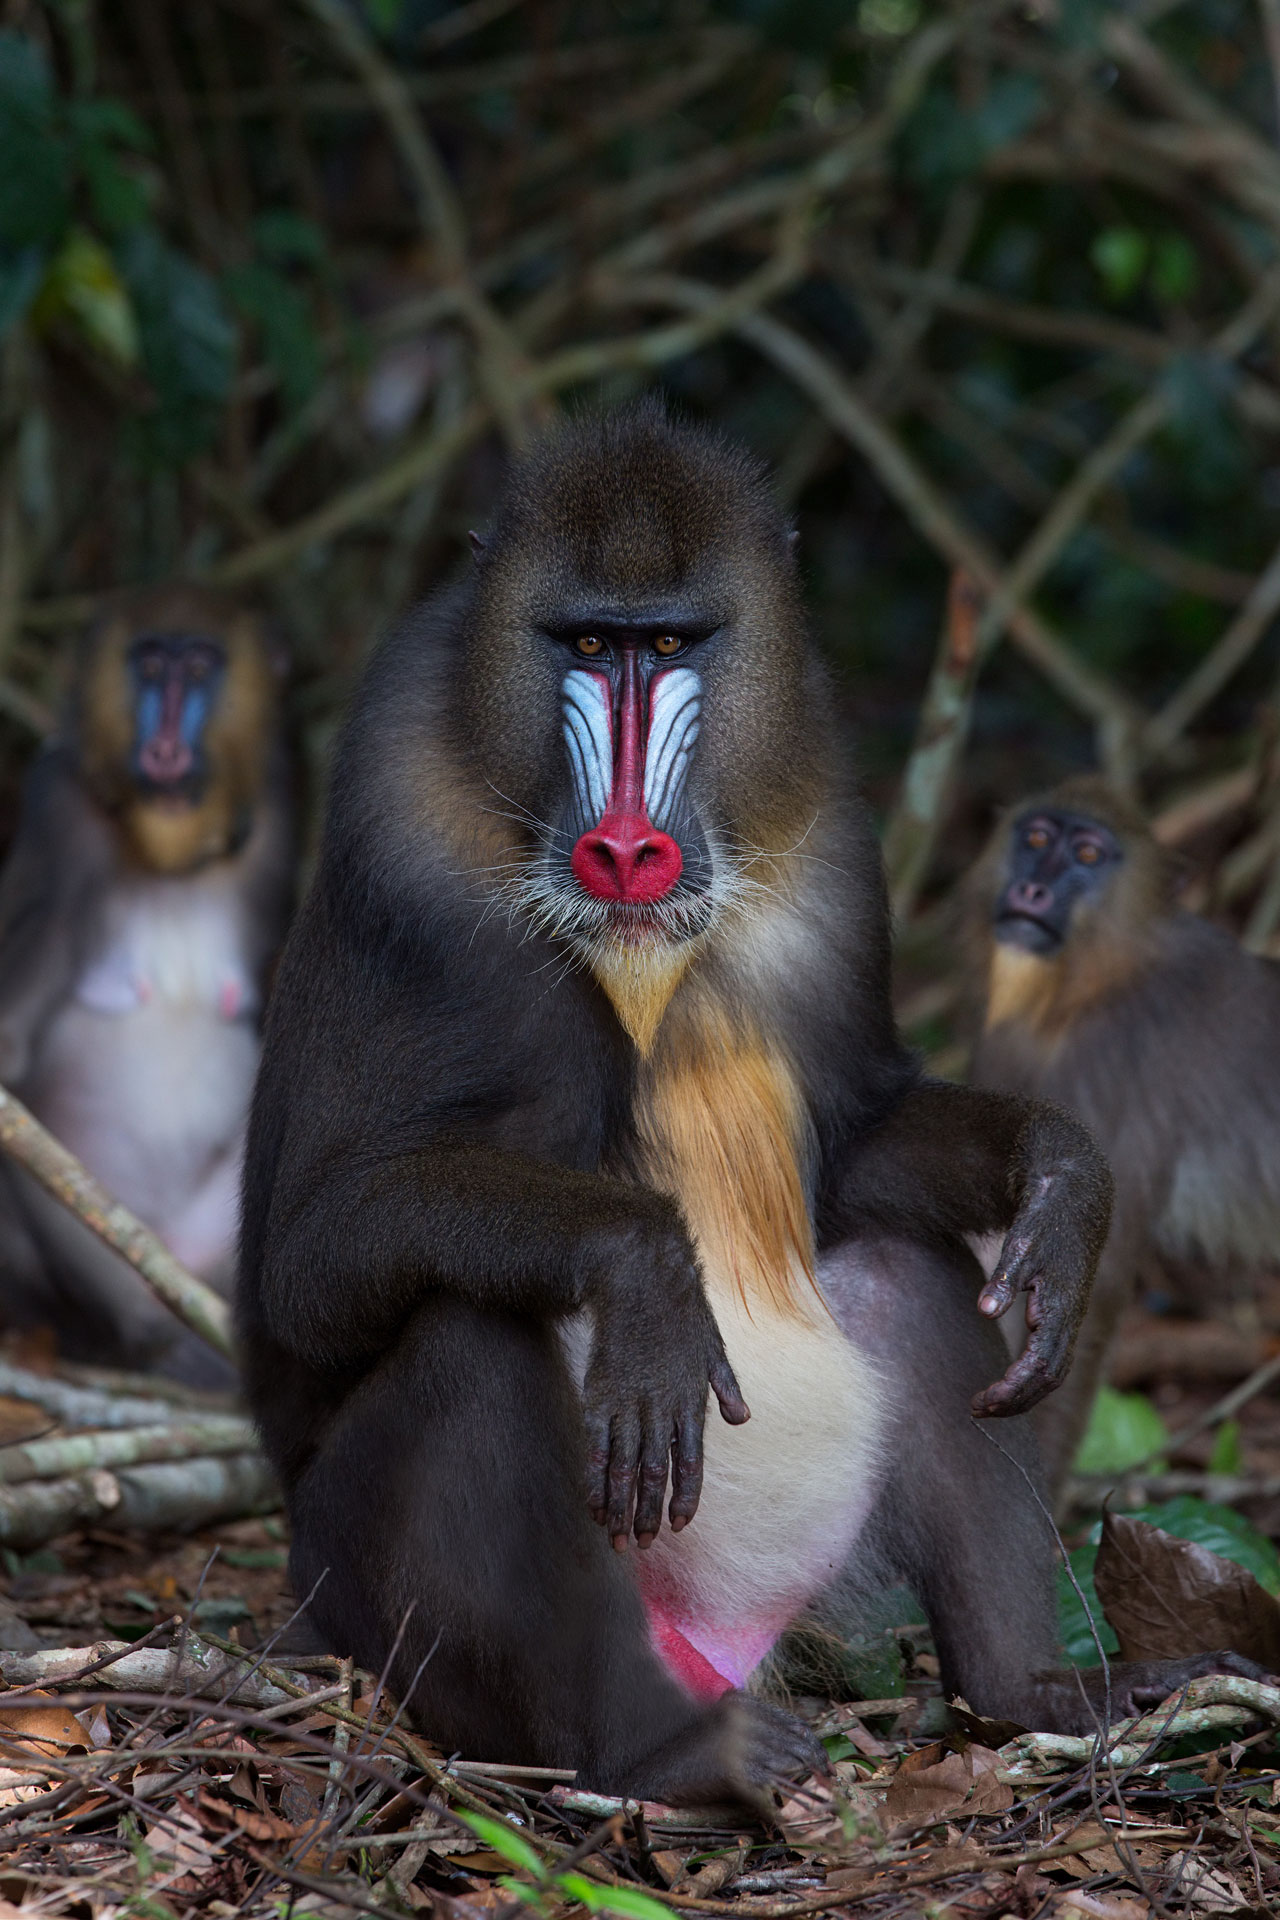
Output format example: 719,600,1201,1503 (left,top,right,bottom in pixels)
636,1532,655,1549
612,1533,629,1552
670,1515,688,1532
